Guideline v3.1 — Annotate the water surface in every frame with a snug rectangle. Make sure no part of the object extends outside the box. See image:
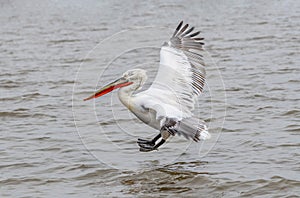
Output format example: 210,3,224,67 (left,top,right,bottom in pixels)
1,0,299,197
